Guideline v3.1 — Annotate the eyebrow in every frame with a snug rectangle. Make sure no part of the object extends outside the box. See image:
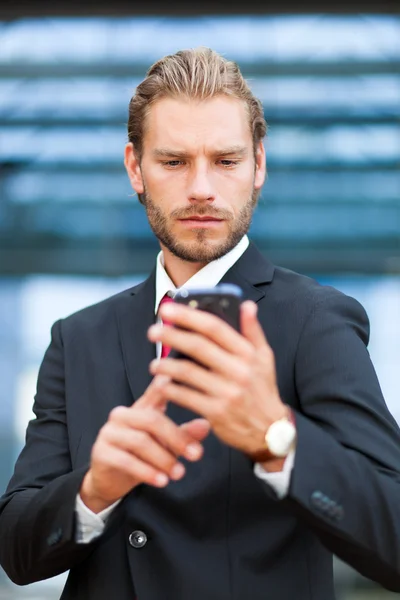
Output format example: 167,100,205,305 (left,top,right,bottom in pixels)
152,145,249,159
